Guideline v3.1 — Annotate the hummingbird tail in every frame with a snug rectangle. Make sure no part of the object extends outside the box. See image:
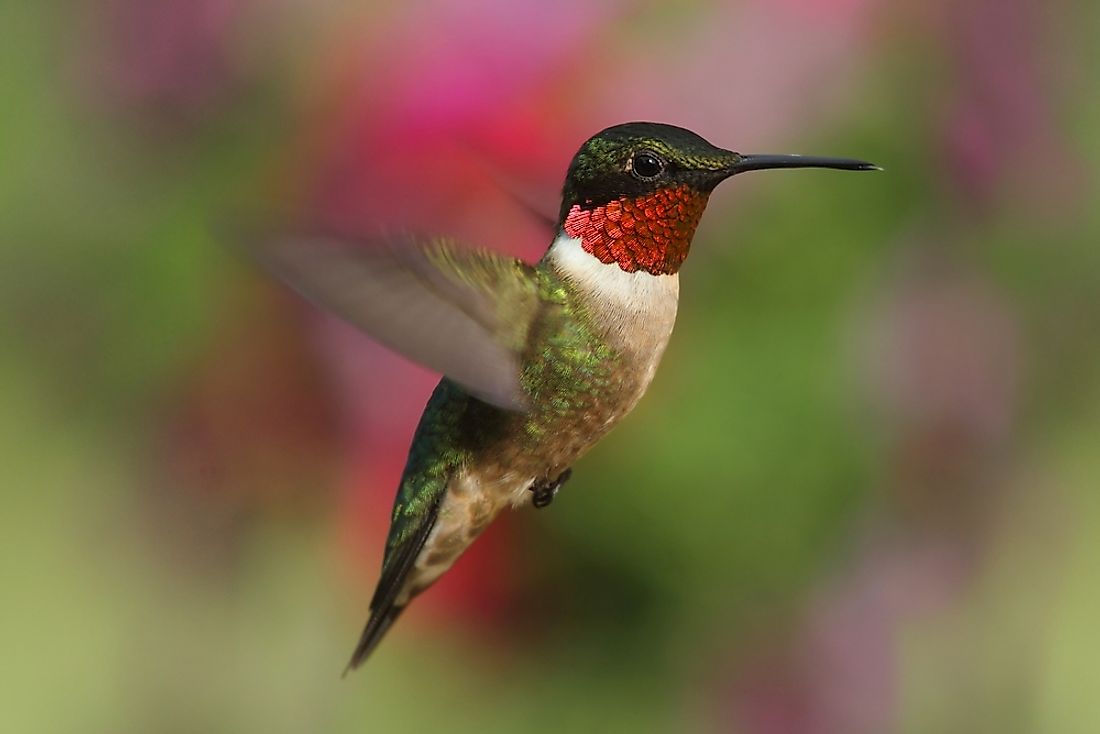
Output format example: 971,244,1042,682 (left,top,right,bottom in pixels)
343,493,443,675
343,604,407,675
